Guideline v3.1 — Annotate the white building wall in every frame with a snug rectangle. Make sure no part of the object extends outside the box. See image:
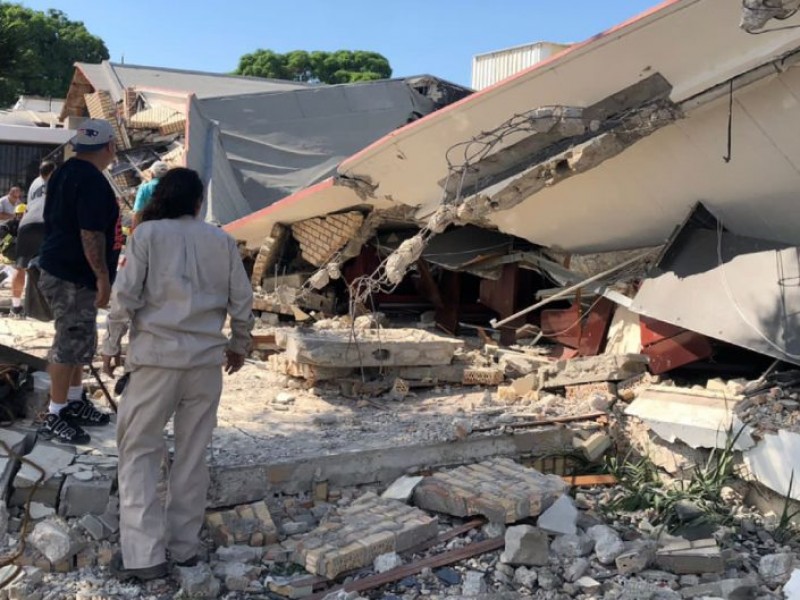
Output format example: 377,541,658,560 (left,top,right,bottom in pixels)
472,42,571,90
